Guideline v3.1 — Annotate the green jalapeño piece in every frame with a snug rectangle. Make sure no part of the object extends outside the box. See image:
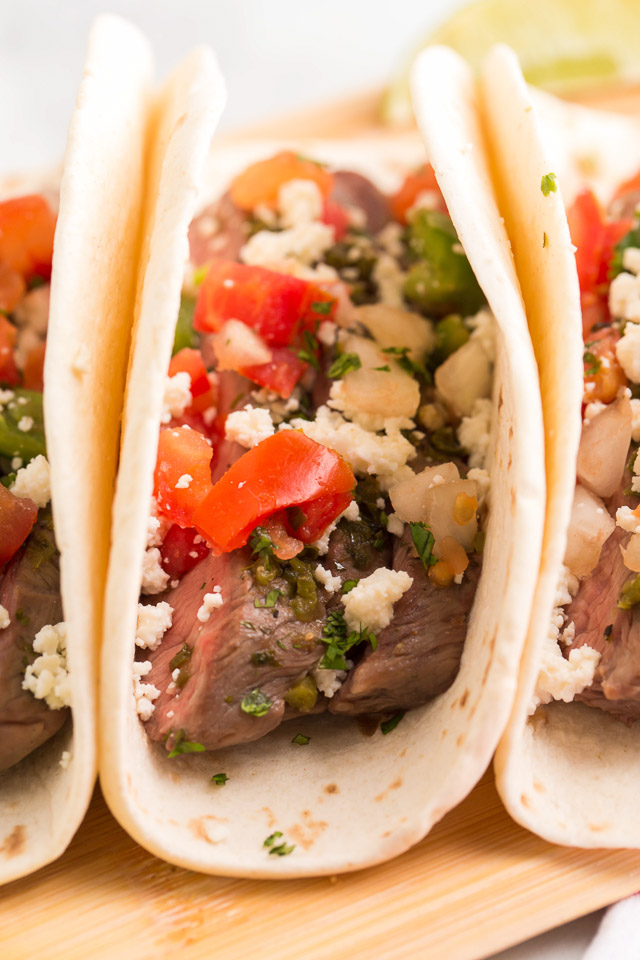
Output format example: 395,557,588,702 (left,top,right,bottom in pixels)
0,388,46,463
